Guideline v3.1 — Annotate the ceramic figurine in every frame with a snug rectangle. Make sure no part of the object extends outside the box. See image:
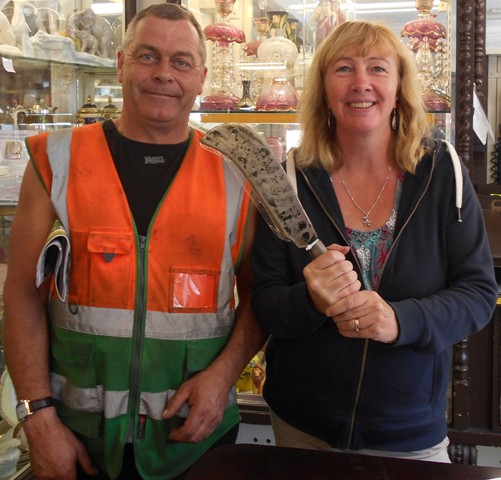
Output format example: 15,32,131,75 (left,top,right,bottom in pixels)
0,10,17,46
66,8,113,59
74,28,98,55
10,0,34,56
